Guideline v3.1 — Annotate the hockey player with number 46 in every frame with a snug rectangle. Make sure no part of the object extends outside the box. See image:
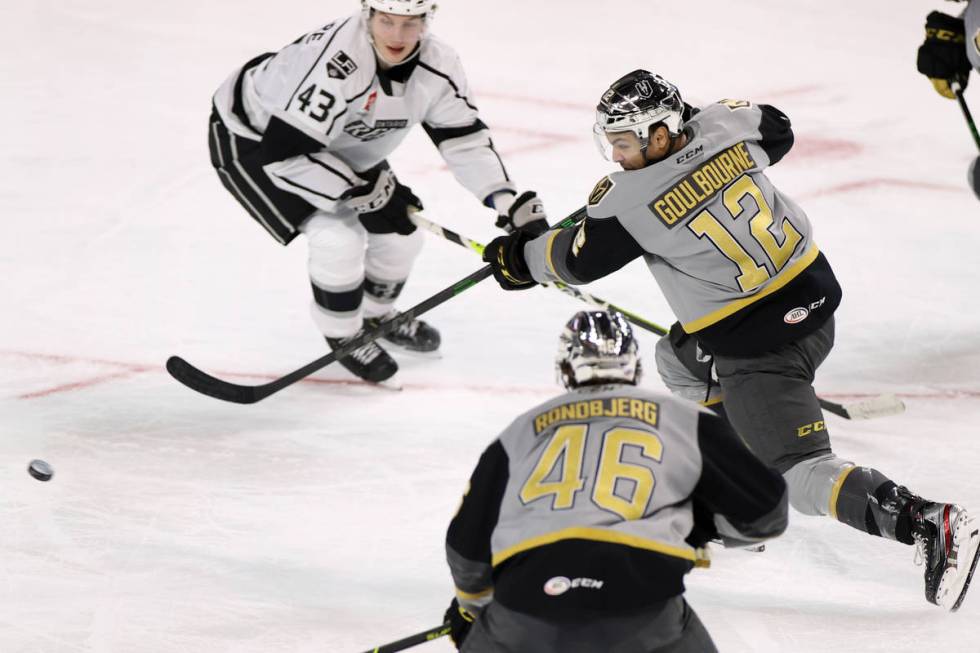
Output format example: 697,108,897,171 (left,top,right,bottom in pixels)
483,70,980,611
444,311,788,652
209,0,547,383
